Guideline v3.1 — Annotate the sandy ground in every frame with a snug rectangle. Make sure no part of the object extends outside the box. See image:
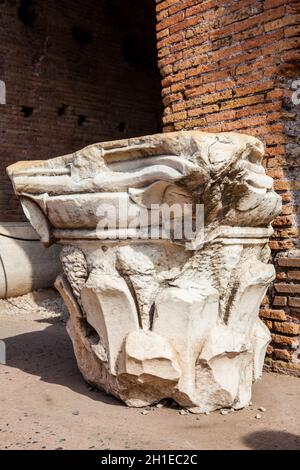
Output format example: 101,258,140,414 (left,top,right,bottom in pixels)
0,289,299,451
